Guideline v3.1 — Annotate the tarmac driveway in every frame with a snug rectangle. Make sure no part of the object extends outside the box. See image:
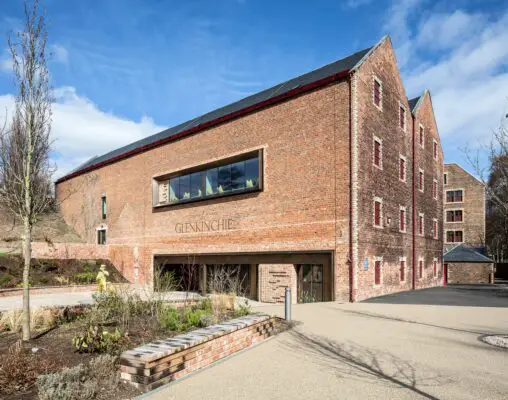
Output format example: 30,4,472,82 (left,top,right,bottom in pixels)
145,286,508,400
